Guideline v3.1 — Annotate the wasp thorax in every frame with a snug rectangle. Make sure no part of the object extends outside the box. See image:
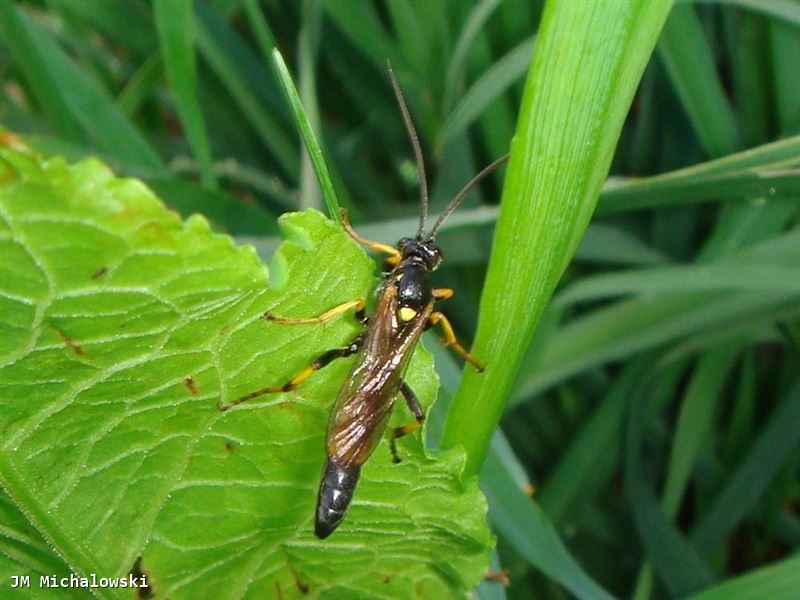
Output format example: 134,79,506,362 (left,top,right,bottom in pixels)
397,237,442,271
